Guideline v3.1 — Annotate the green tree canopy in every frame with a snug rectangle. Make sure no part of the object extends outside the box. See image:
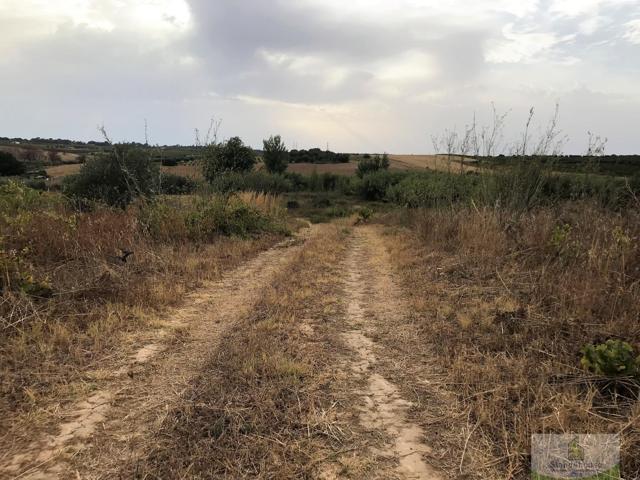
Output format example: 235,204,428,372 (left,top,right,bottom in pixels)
262,135,289,174
63,145,159,208
203,137,256,182
0,151,26,176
